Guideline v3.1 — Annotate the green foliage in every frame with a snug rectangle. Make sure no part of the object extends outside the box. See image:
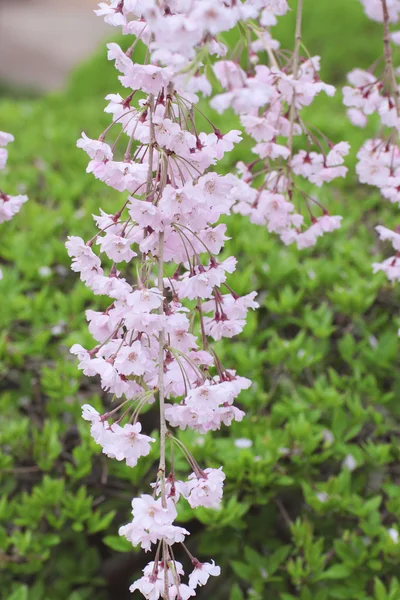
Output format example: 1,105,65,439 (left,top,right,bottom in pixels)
2,1,400,599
